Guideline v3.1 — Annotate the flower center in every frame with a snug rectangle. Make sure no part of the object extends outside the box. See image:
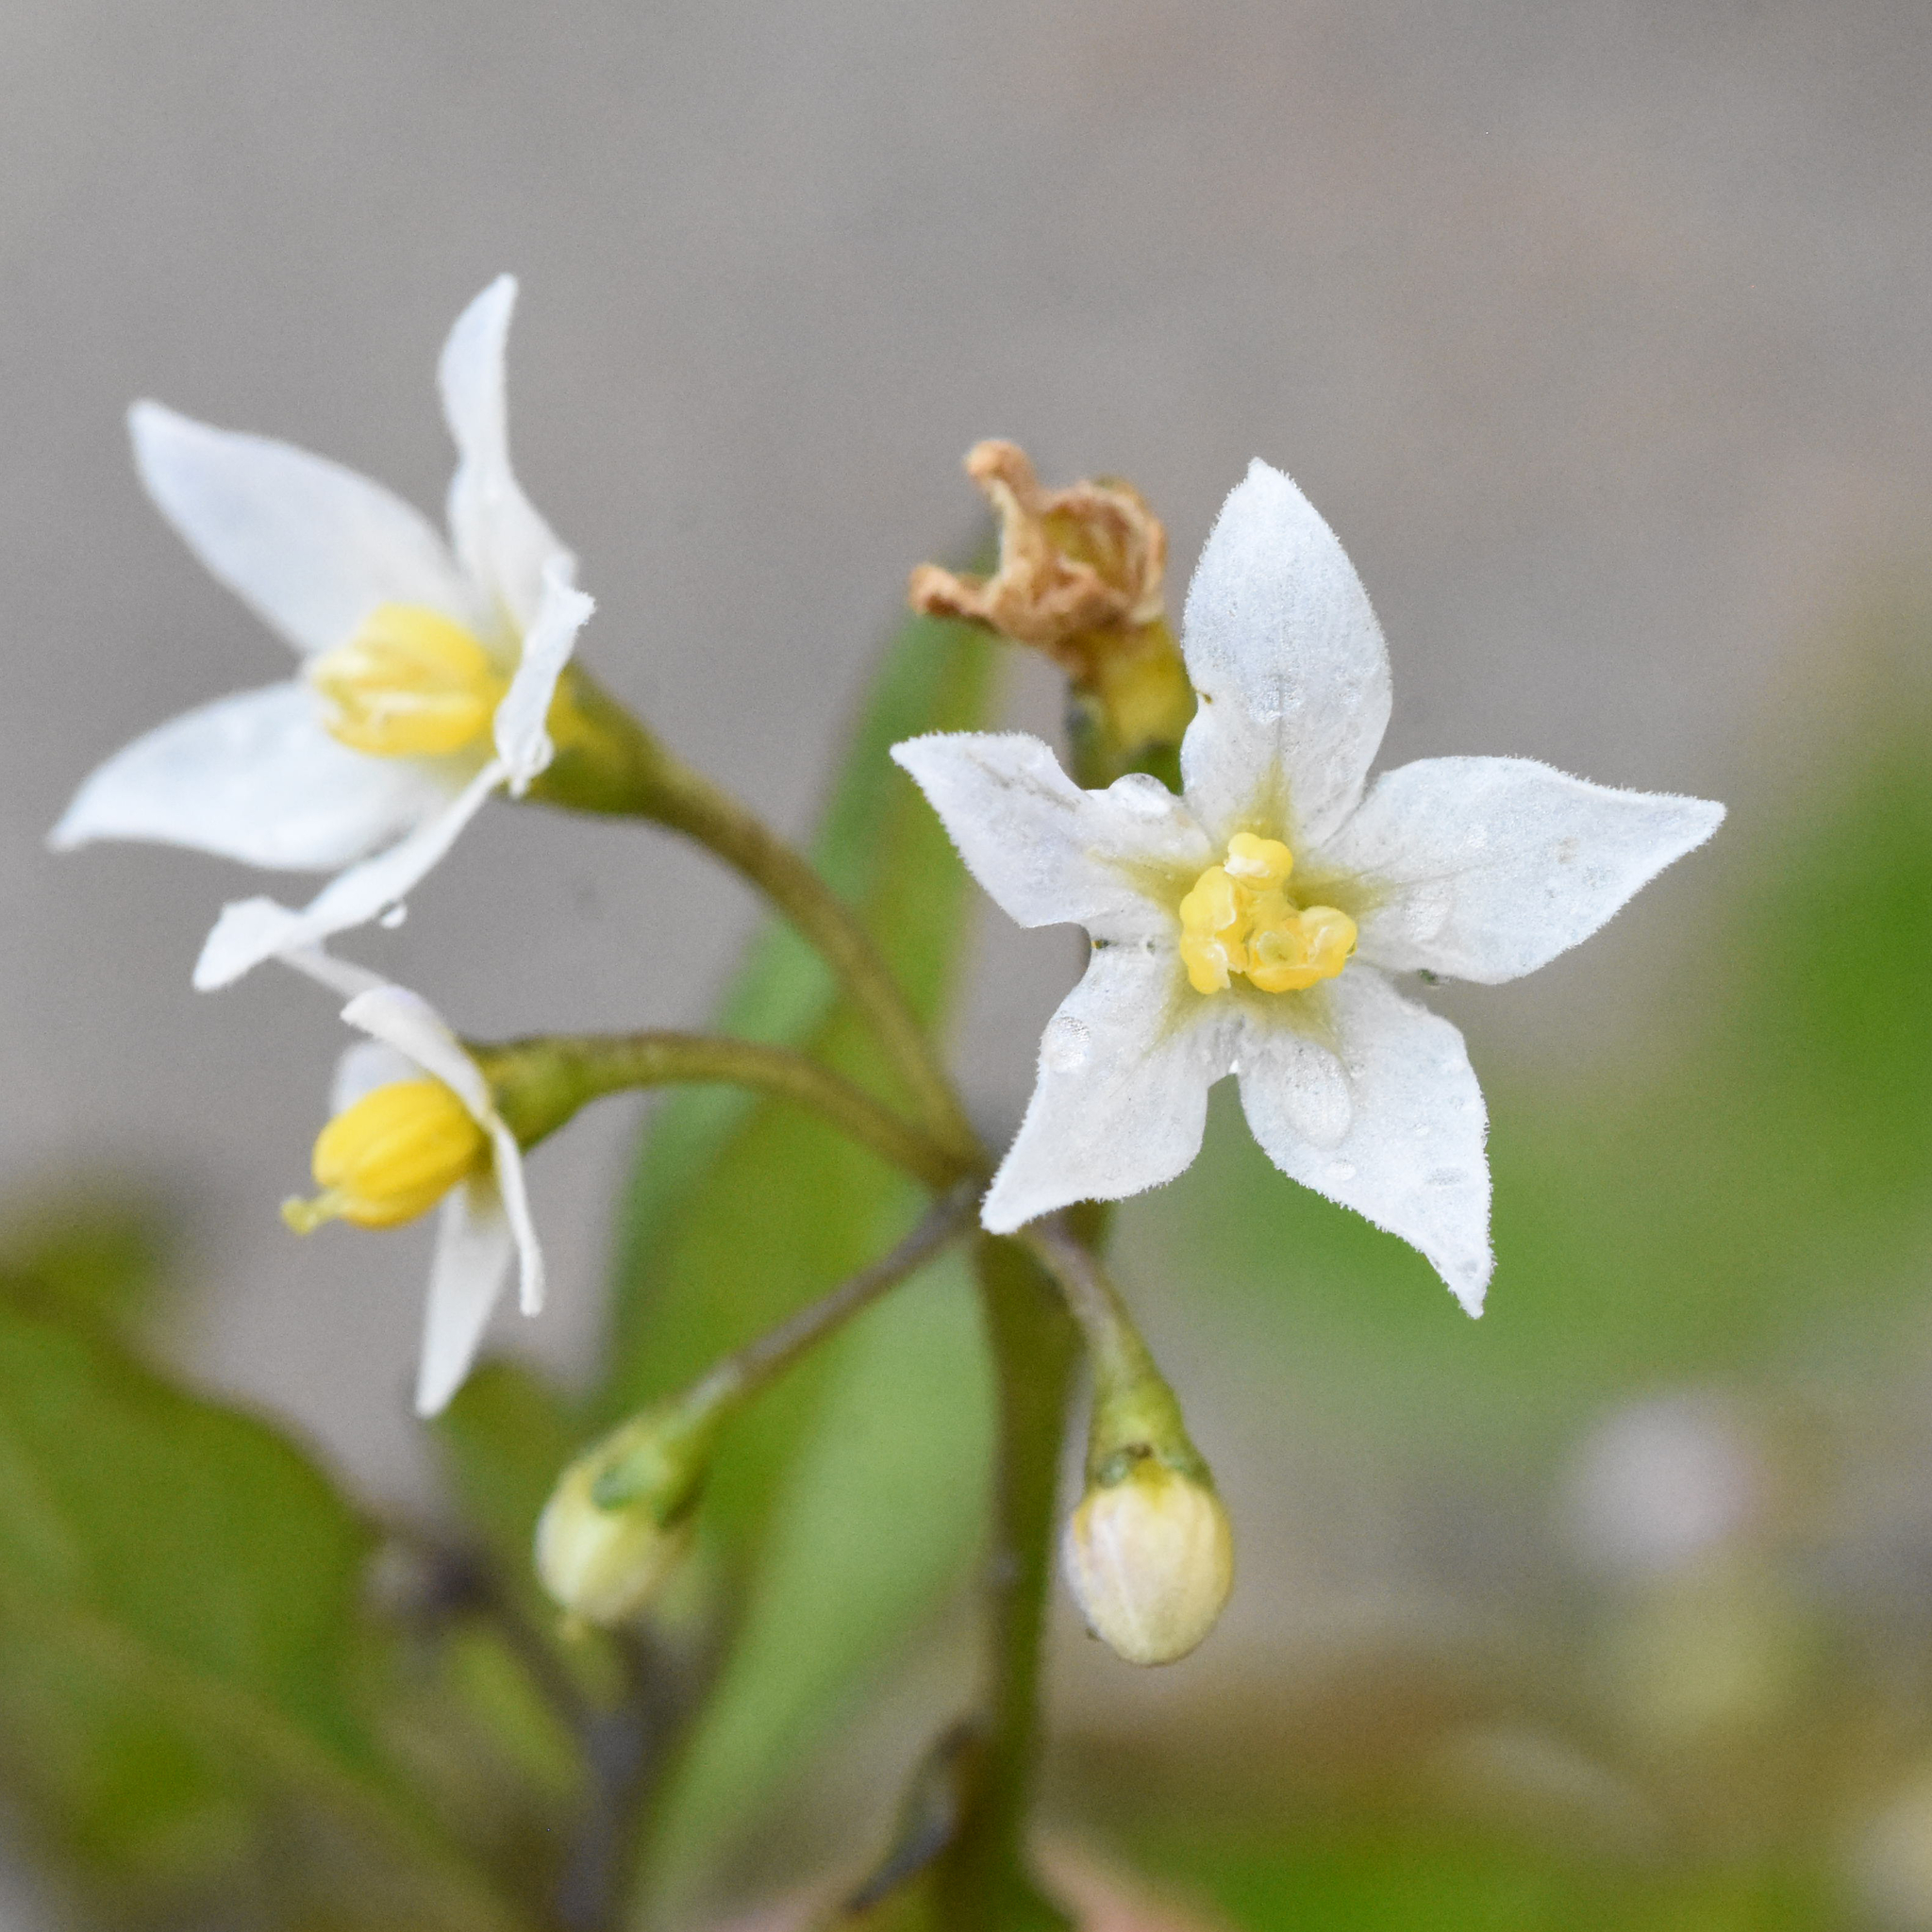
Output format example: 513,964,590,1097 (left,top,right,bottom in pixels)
309,604,507,758
282,1078,488,1233
1177,832,1357,996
